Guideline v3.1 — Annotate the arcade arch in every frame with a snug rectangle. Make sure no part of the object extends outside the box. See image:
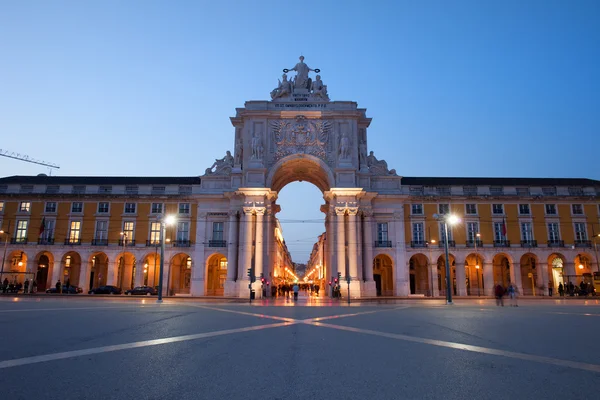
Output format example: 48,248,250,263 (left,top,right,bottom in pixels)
141,252,160,287
206,253,227,296
61,252,82,287
437,254,456,296
408,254,429,295
169,253,192,295
34,251,55,291
89,252,109,289
115,252,137,290
465,253,485,296
548,253,566,292
374,254,393,296
520,253,539,296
